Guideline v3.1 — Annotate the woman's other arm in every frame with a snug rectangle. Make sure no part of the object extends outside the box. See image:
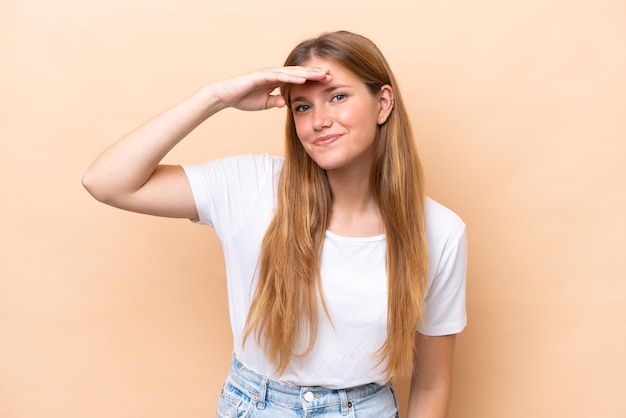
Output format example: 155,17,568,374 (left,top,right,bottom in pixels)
406,333,457,418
